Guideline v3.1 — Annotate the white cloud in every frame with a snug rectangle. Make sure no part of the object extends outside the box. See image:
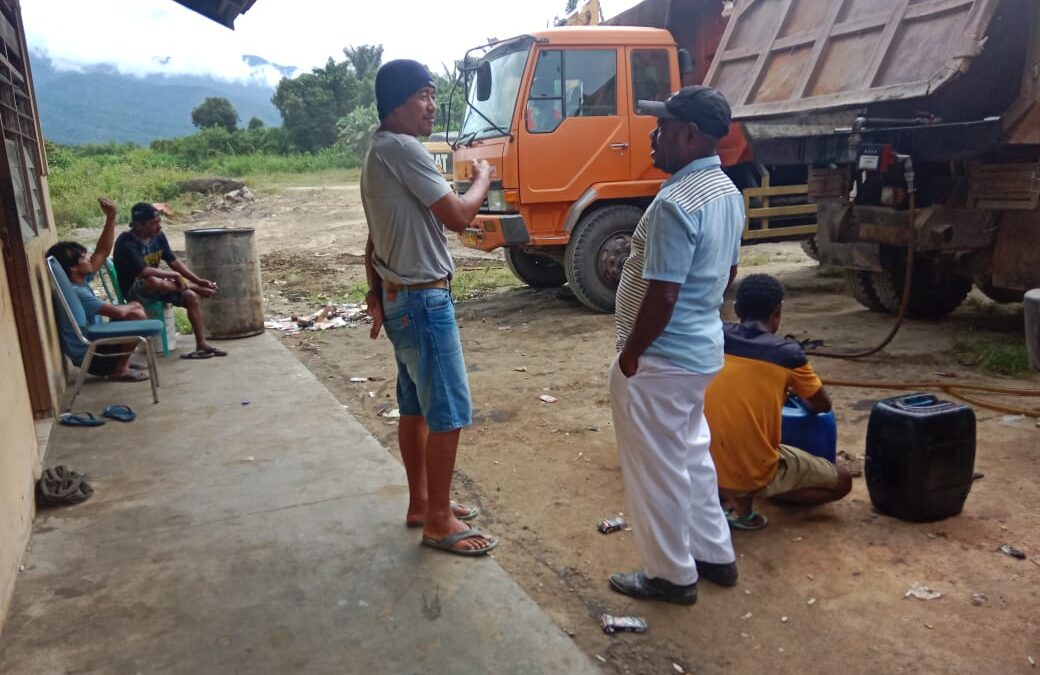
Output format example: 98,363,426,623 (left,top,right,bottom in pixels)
23,0,645,82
